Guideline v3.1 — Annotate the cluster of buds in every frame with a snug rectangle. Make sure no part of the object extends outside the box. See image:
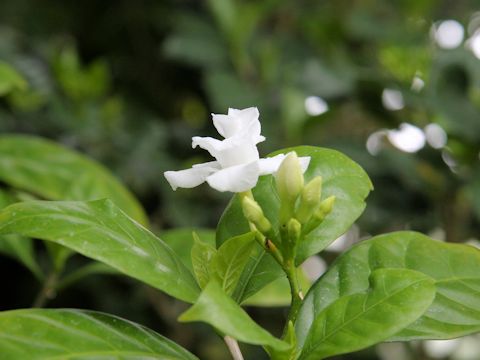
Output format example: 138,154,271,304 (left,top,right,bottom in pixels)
241,152,335,261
